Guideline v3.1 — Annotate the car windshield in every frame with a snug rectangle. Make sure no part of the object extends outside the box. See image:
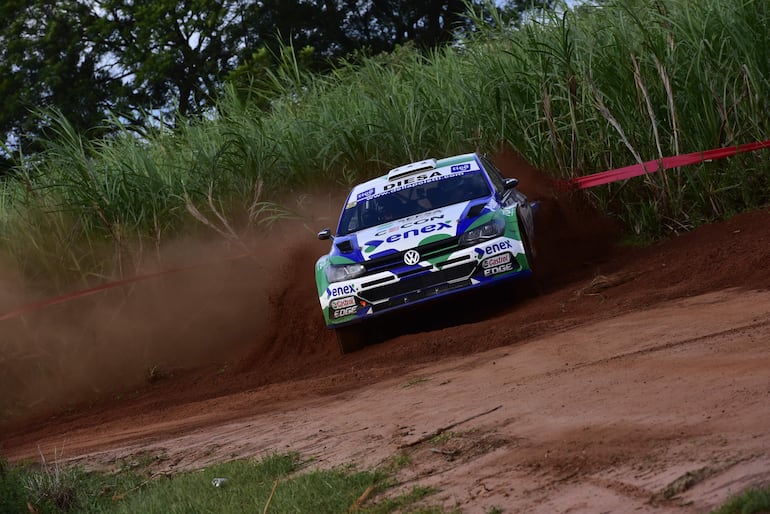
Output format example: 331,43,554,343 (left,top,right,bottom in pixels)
337,171,491,236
